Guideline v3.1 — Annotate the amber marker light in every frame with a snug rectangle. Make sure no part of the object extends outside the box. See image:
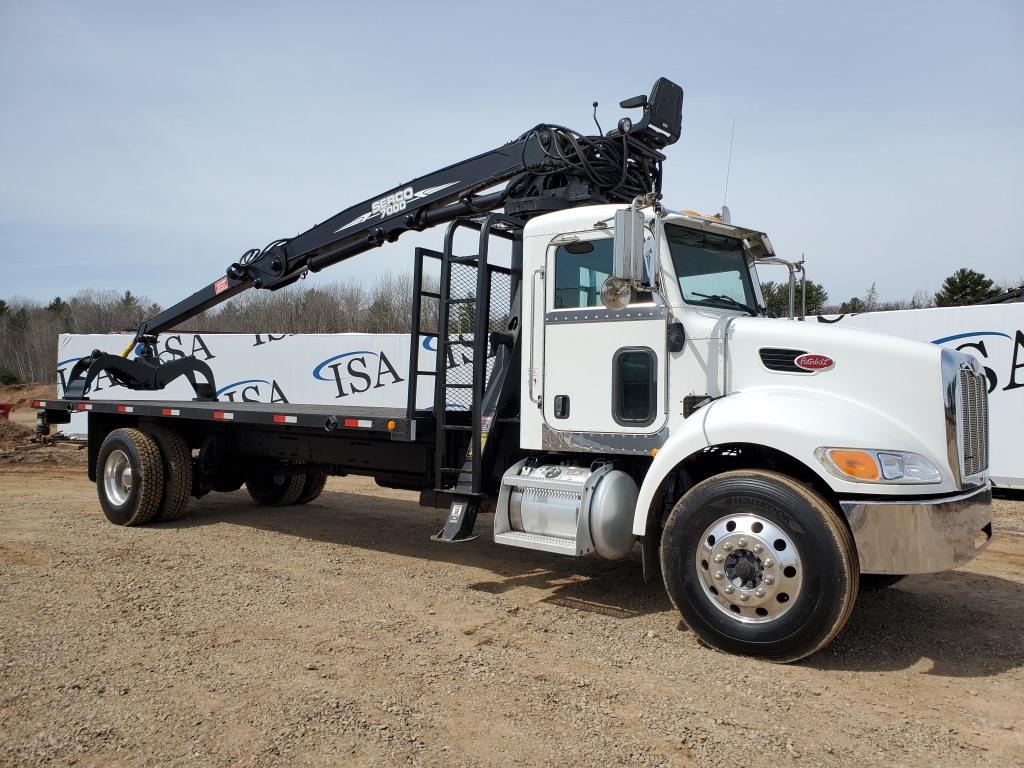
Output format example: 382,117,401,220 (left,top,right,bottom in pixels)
387,420,397,431
822,449,880,481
